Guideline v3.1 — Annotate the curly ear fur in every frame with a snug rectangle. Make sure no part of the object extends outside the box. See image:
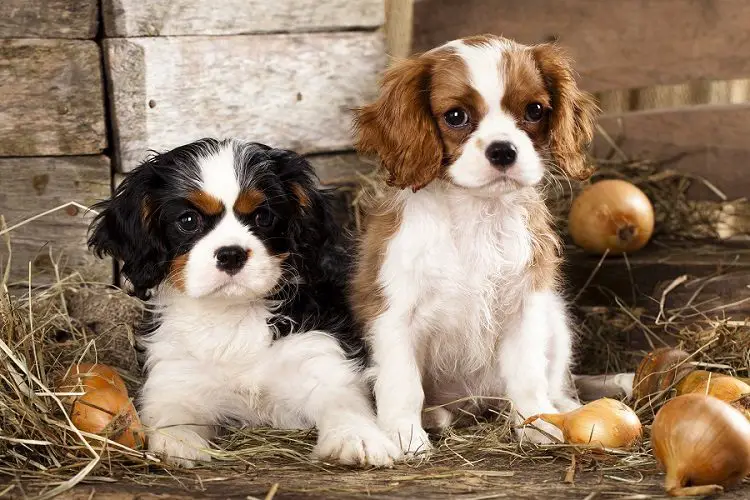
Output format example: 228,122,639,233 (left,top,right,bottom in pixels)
87,163,168,300
354,56,443,192
533,44,599,180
